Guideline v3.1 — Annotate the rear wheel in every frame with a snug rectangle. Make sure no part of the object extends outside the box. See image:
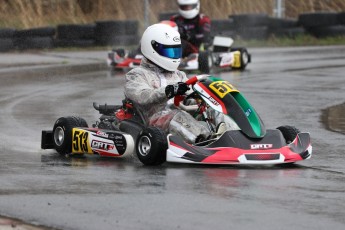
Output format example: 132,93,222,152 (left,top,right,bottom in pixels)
277,125,300,144
198,51,212,74
136,126,167,165
240,49,250,69
53,116,88,155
